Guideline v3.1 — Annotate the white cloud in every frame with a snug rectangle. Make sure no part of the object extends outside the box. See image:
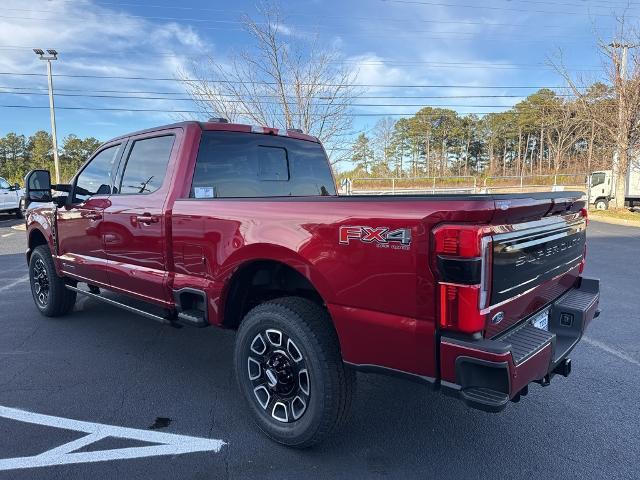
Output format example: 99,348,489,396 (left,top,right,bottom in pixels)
0,0,210,134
